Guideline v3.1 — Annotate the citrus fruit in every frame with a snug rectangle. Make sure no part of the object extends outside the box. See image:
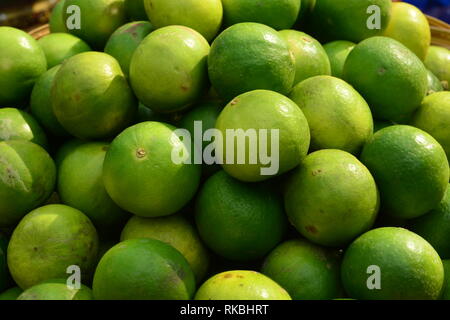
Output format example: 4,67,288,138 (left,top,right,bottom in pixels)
130,26,210,113
30,65,69,137
341,227,444,300
63,0,128,49
382,2,431,61
37,33,91,69
195,170,286,261
103,122,201,217
323,40,355,79
7,204,99,289
426,69,444,94
409,184,450,259
221,0,301,30
54,139,84,168
134,102,180,125
309,0,391,42
0,27,47,108
360,125,449,219
289,76,373,154
208,23,295,101
441,260,450,300
424,46,450,89
215,90,310,182
52,52,137,140
261,239,342,300
49,0,67,33
343,36,428,123
279,30,331,85
195,270,291,300
93,238,196,300
143,0,223,42
104,21,154,77
0,108,48,149
411,92,450,159
121,214,209,282
17,281,93,300
0,287,22,300
0,140,56,227
57,141,129,237
285,149,379,247
124,0,147,20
